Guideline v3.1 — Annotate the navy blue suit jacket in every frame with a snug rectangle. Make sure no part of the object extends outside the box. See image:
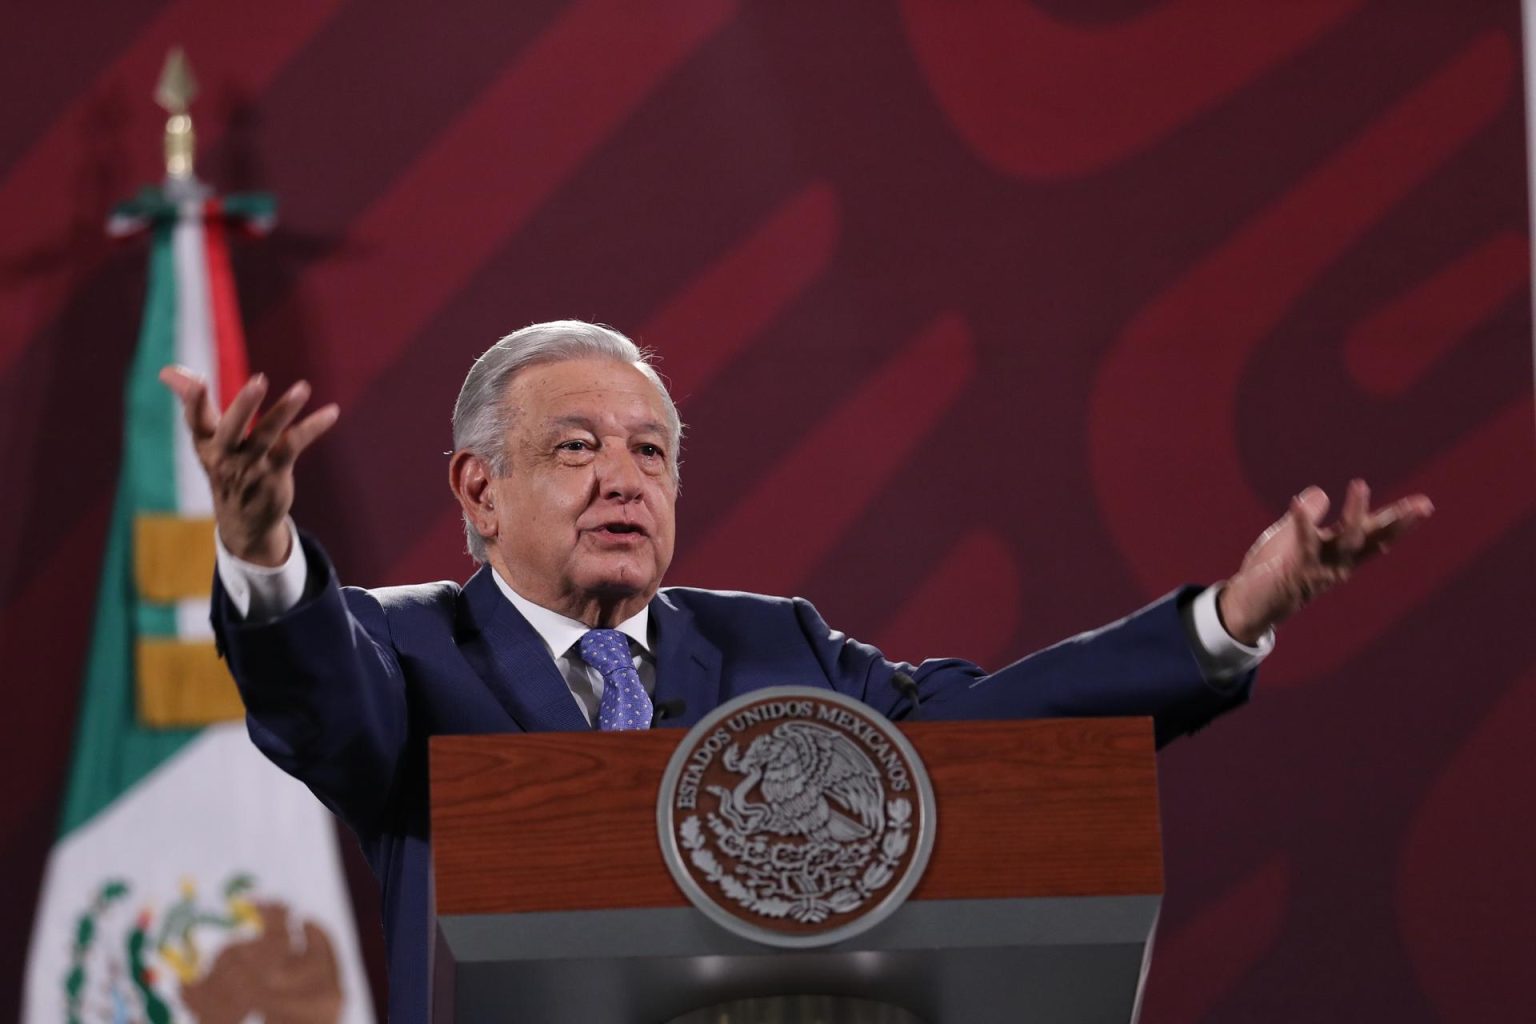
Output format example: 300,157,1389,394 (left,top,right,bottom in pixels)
213,535,1252,1023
